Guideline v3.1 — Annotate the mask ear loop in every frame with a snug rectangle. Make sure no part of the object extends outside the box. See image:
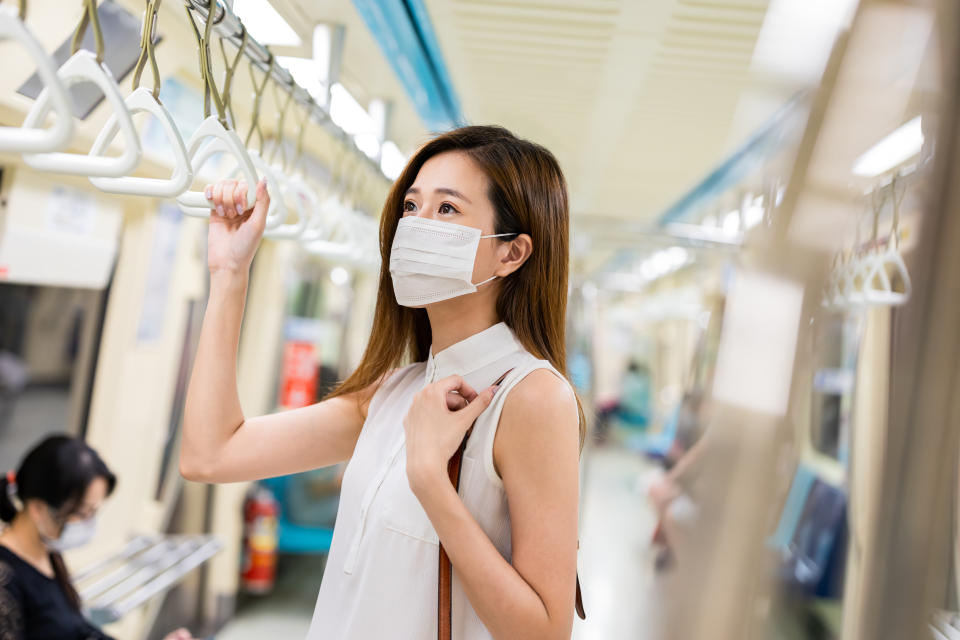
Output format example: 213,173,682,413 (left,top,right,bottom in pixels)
473,231,522,286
